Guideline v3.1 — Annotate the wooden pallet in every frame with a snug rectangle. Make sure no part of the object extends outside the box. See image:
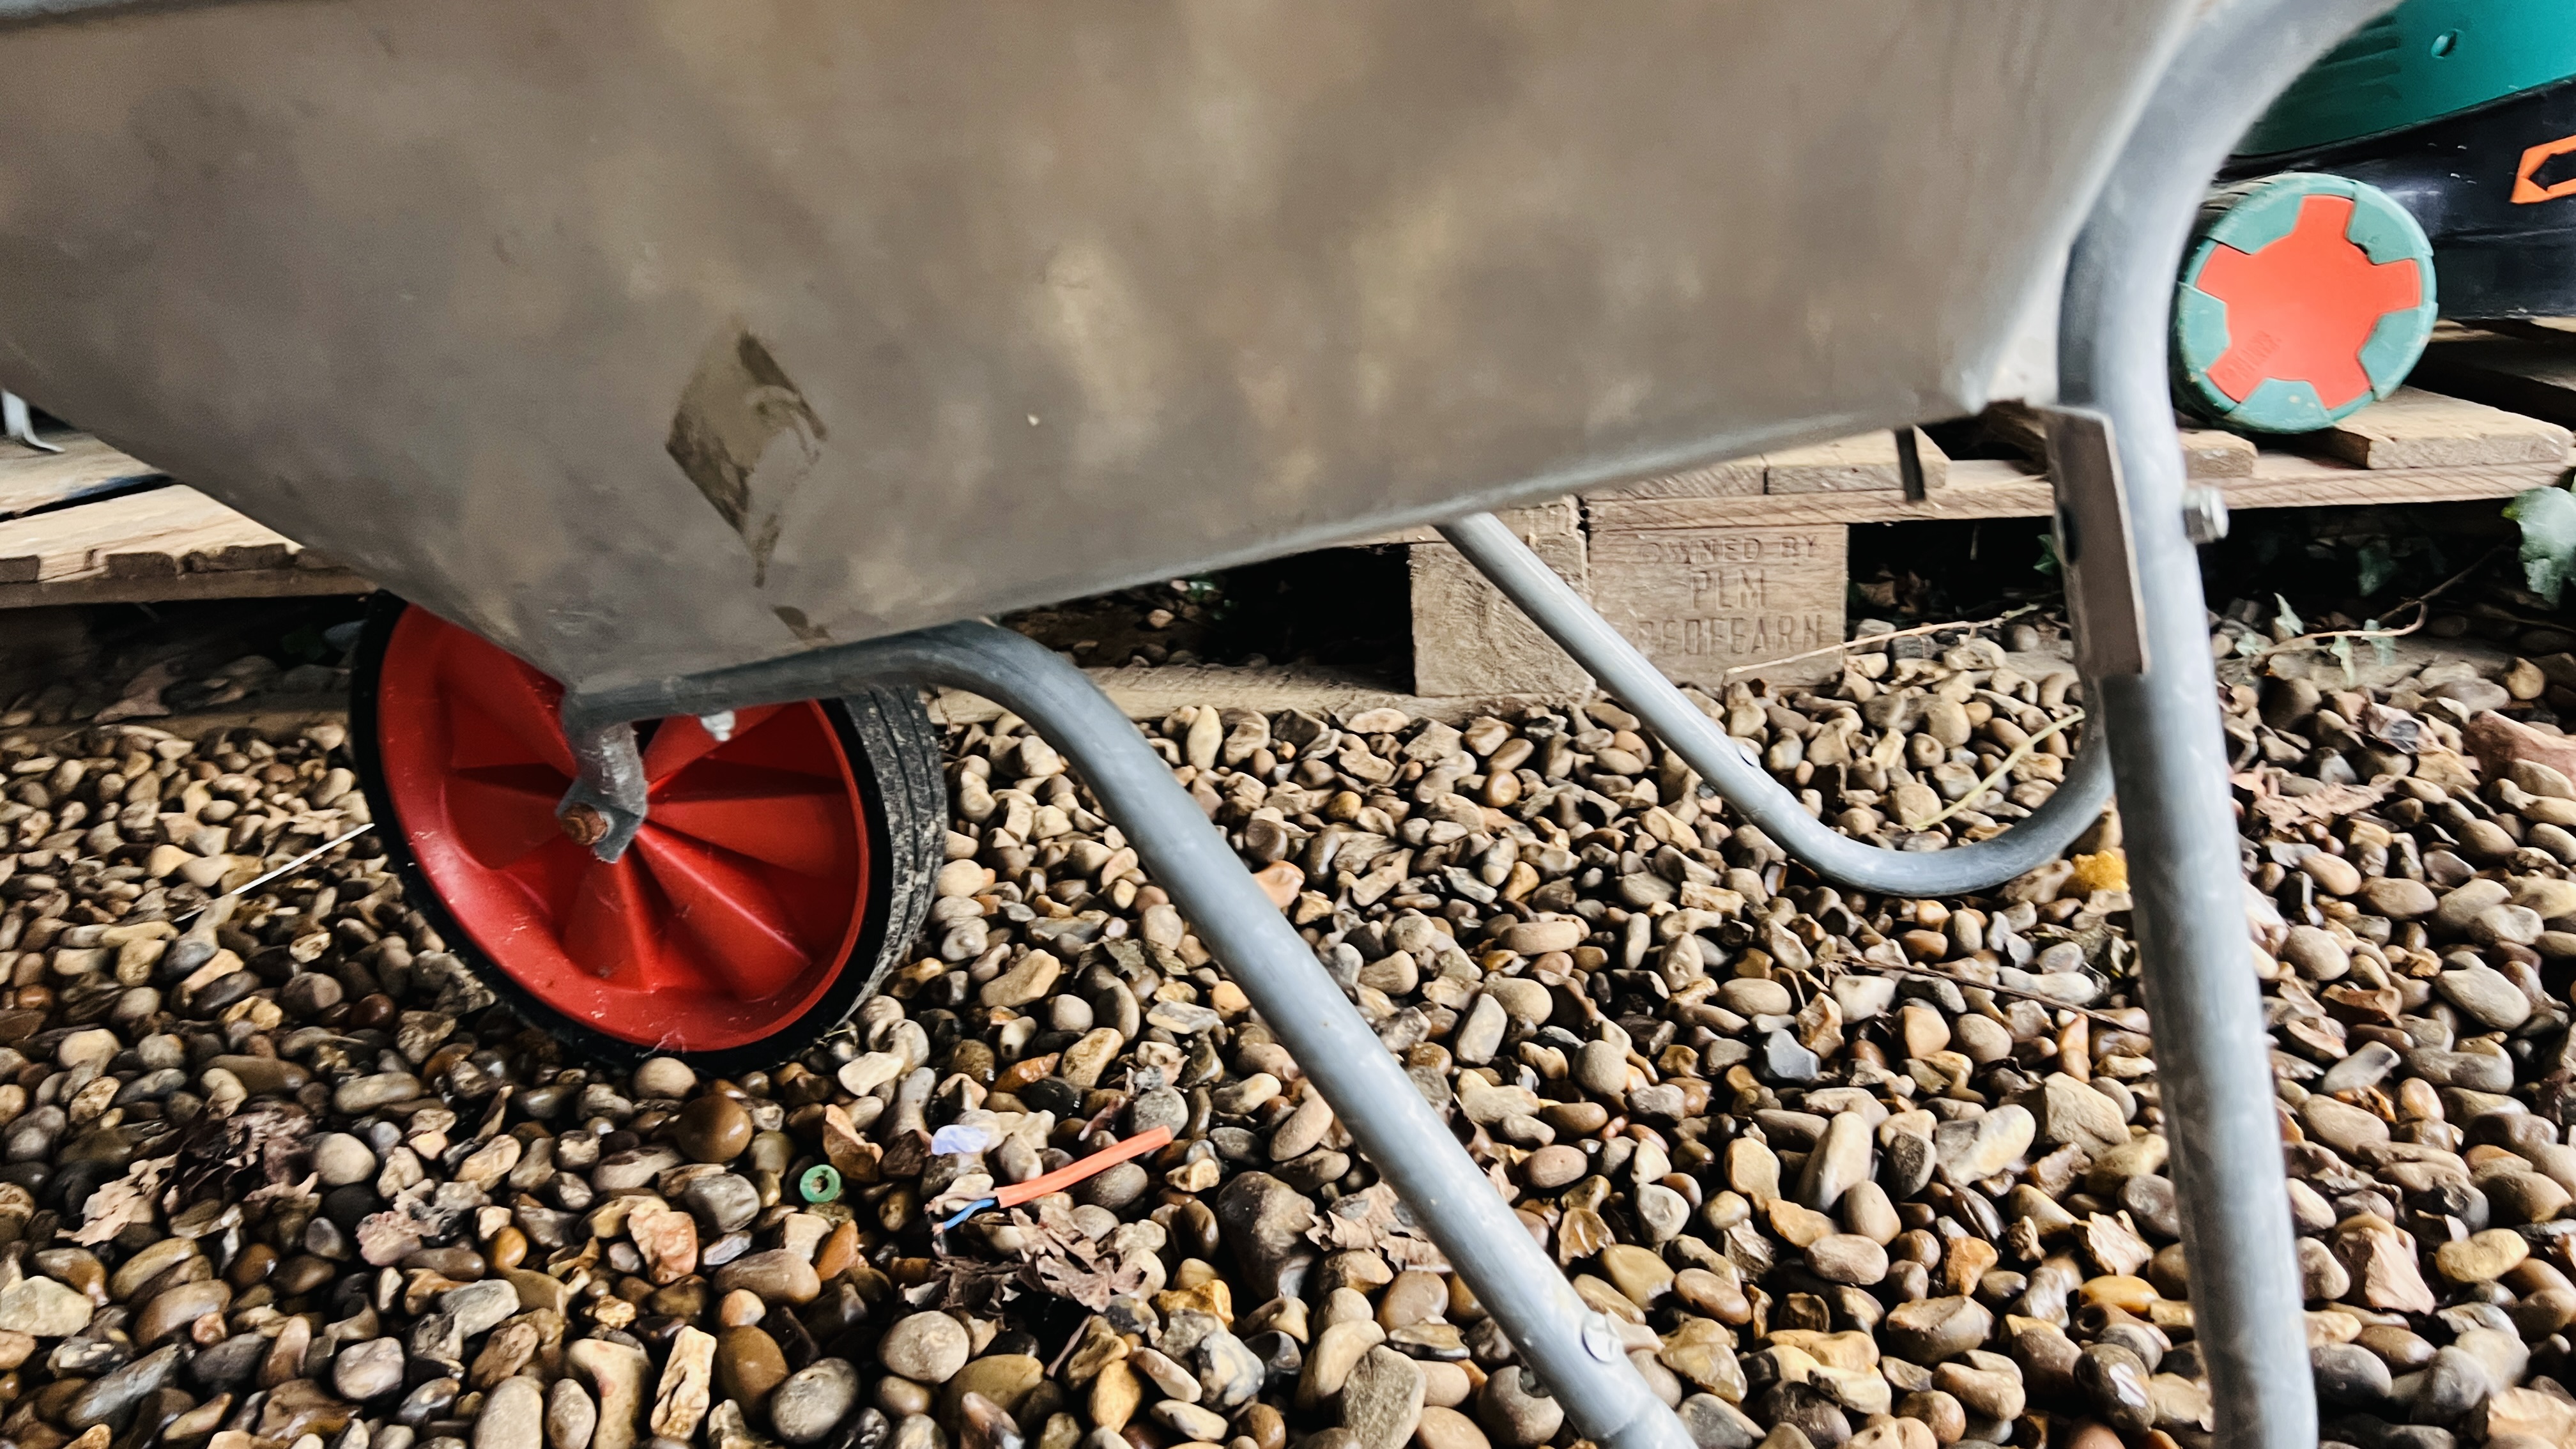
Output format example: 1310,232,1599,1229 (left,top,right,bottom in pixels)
1556,383,2571,690
1360,350,2576,694
0,436,371,606
0,434,165,521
